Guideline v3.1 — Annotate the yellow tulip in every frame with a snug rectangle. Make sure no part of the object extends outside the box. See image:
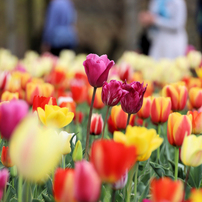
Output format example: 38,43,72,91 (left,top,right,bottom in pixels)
9,115,63,182
114,125,163,161
37,105,74,128
181,135,202,167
